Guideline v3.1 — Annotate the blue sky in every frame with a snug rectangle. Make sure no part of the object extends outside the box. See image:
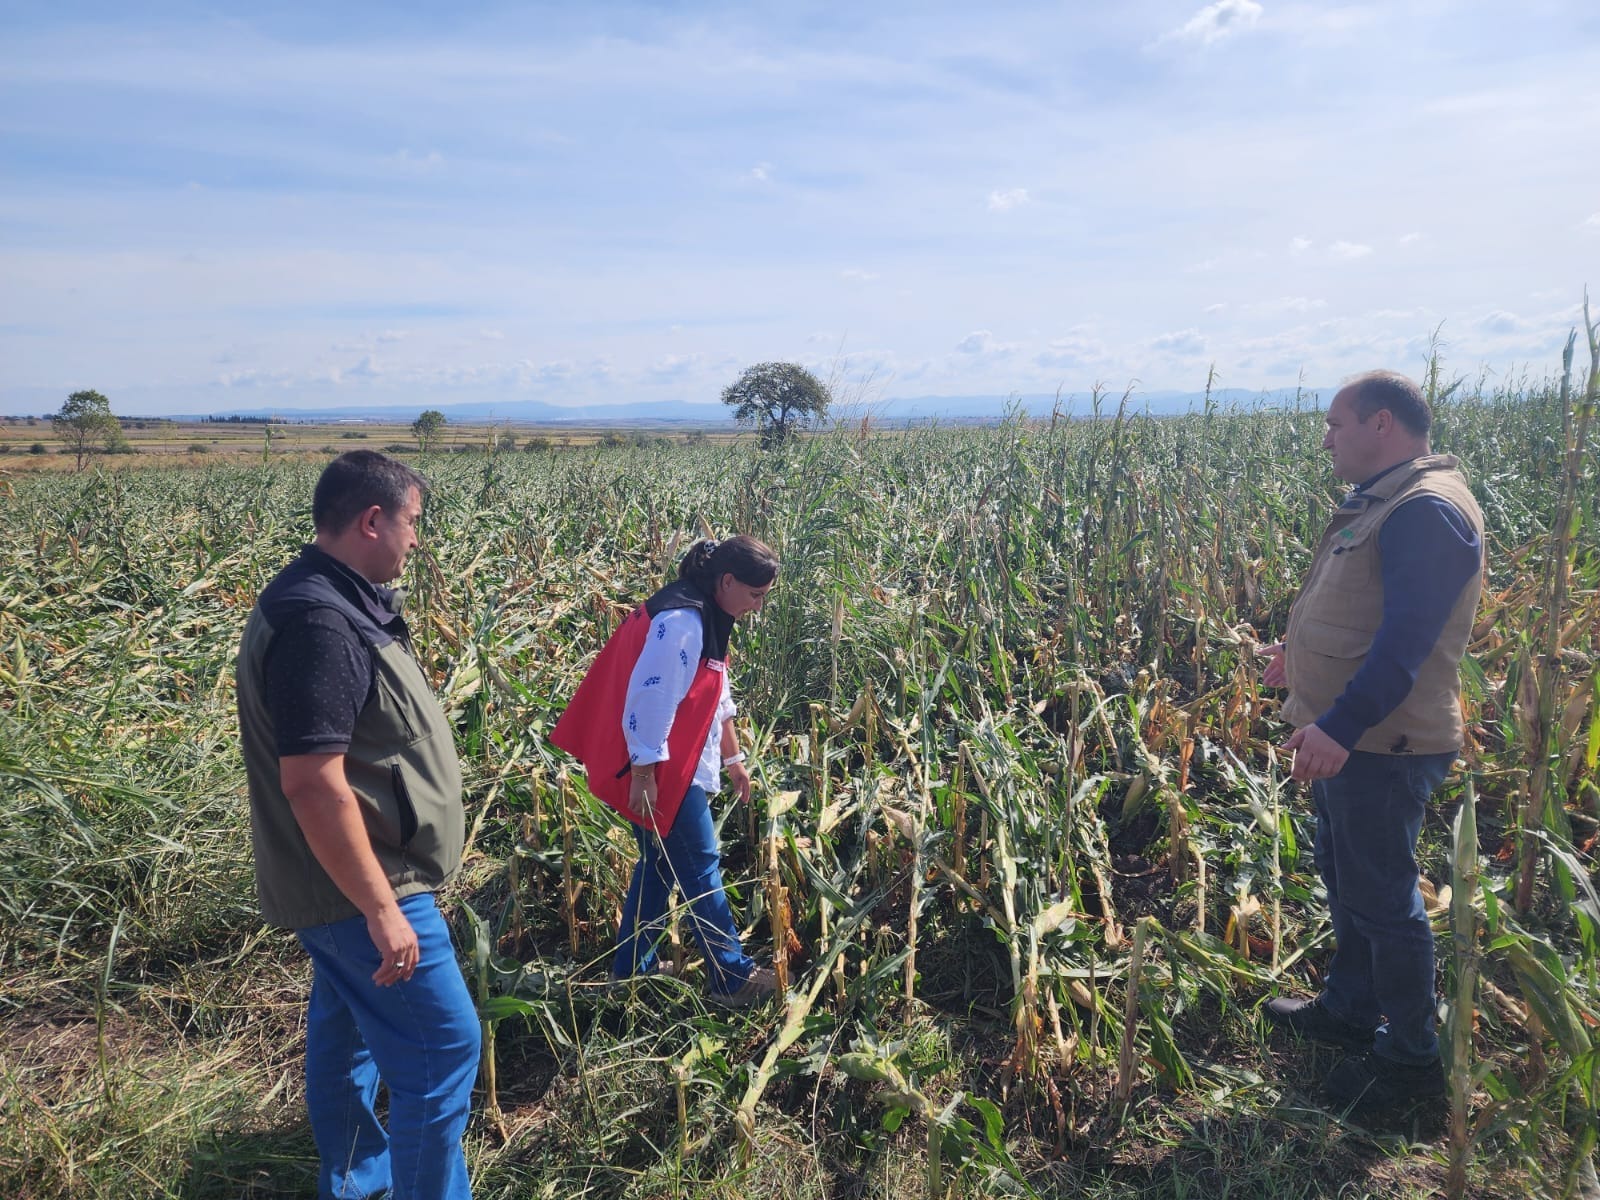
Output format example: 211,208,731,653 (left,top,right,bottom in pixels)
3,1,1598,416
